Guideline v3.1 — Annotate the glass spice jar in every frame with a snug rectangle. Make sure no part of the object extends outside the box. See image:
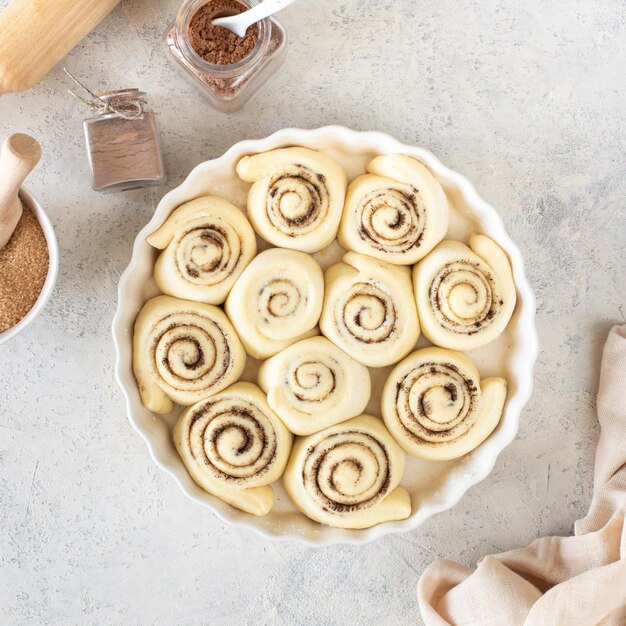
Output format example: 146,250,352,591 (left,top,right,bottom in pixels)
83,90,166,192
163,0,287,113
